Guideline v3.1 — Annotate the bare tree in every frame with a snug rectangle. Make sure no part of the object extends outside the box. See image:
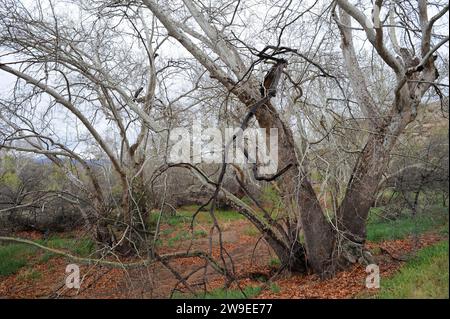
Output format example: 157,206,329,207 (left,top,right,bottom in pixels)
0,0,166,255
0,0,447,281
139,0,448,276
